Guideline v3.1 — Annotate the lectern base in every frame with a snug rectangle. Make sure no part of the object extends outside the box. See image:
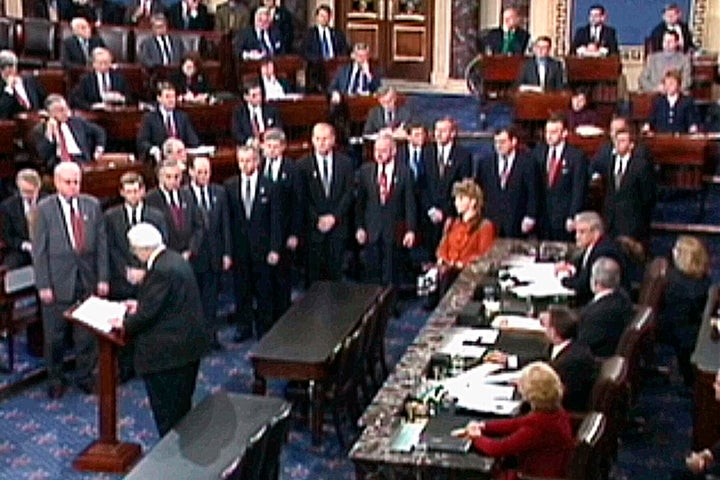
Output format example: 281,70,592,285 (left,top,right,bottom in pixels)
73,440,142,473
